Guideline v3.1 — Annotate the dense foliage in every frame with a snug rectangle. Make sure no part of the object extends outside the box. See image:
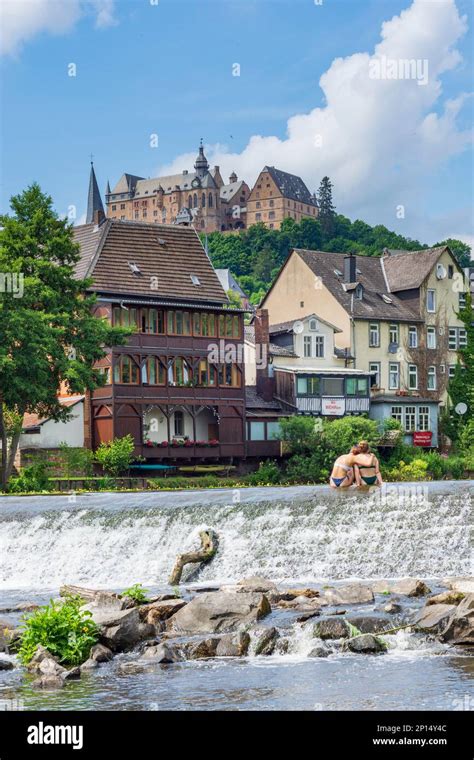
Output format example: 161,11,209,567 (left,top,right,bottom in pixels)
120,583,150,604
94,434,137,477
18,596,99,667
